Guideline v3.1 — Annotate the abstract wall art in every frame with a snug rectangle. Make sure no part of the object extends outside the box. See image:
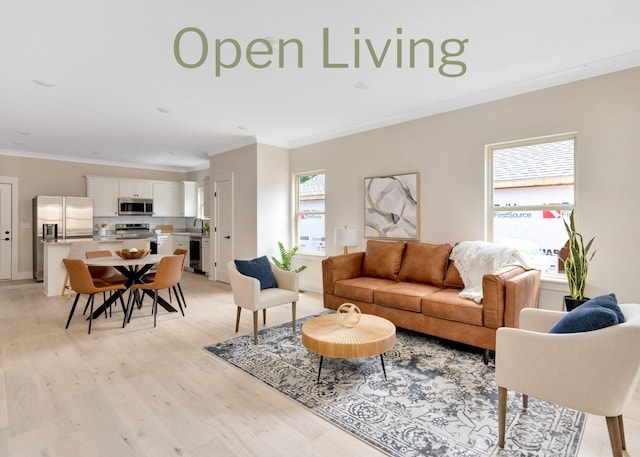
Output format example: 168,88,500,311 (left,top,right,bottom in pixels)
364,172,420,240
